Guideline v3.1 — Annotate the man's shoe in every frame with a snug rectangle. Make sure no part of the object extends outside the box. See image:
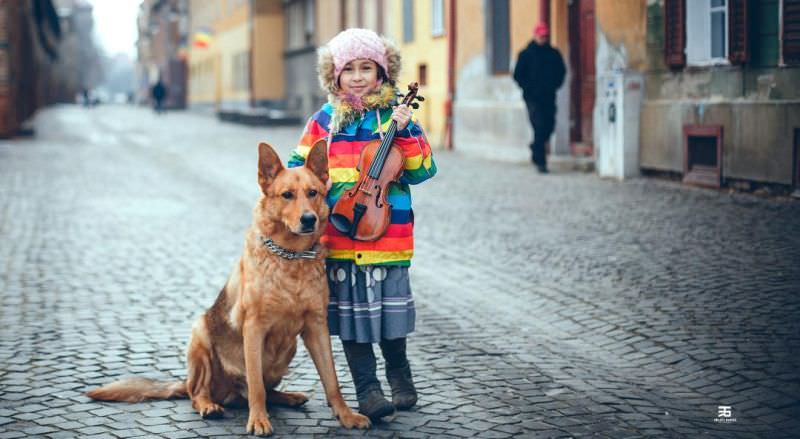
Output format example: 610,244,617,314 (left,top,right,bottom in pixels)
386,365,418,410
536,164,549,174
356,385,395,419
